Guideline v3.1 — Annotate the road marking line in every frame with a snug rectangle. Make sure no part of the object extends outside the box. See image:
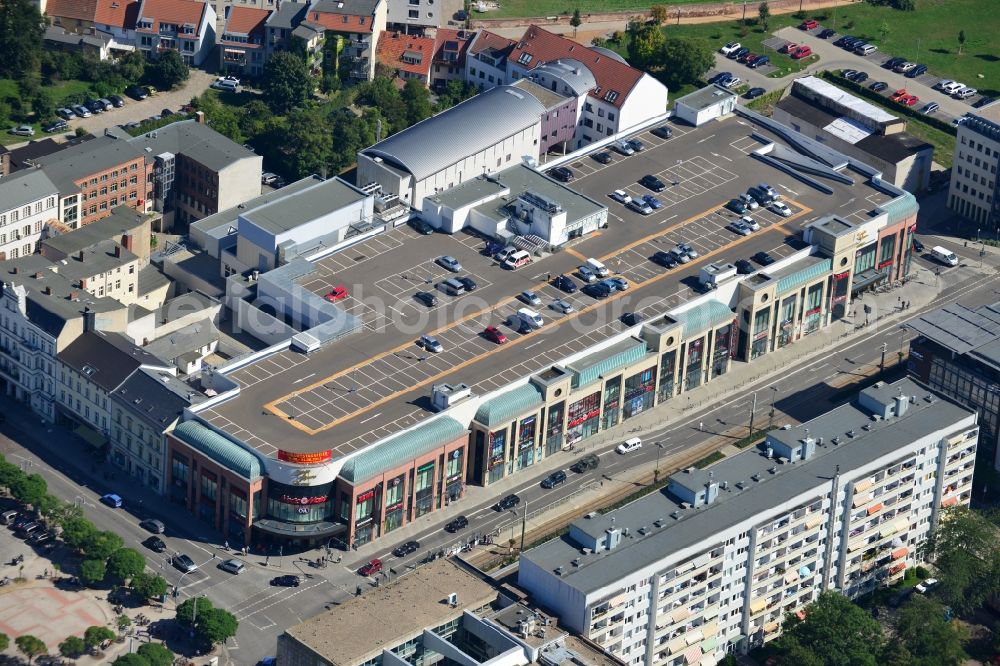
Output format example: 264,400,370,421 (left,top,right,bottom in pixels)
360,412,382,424
292,373,316,384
